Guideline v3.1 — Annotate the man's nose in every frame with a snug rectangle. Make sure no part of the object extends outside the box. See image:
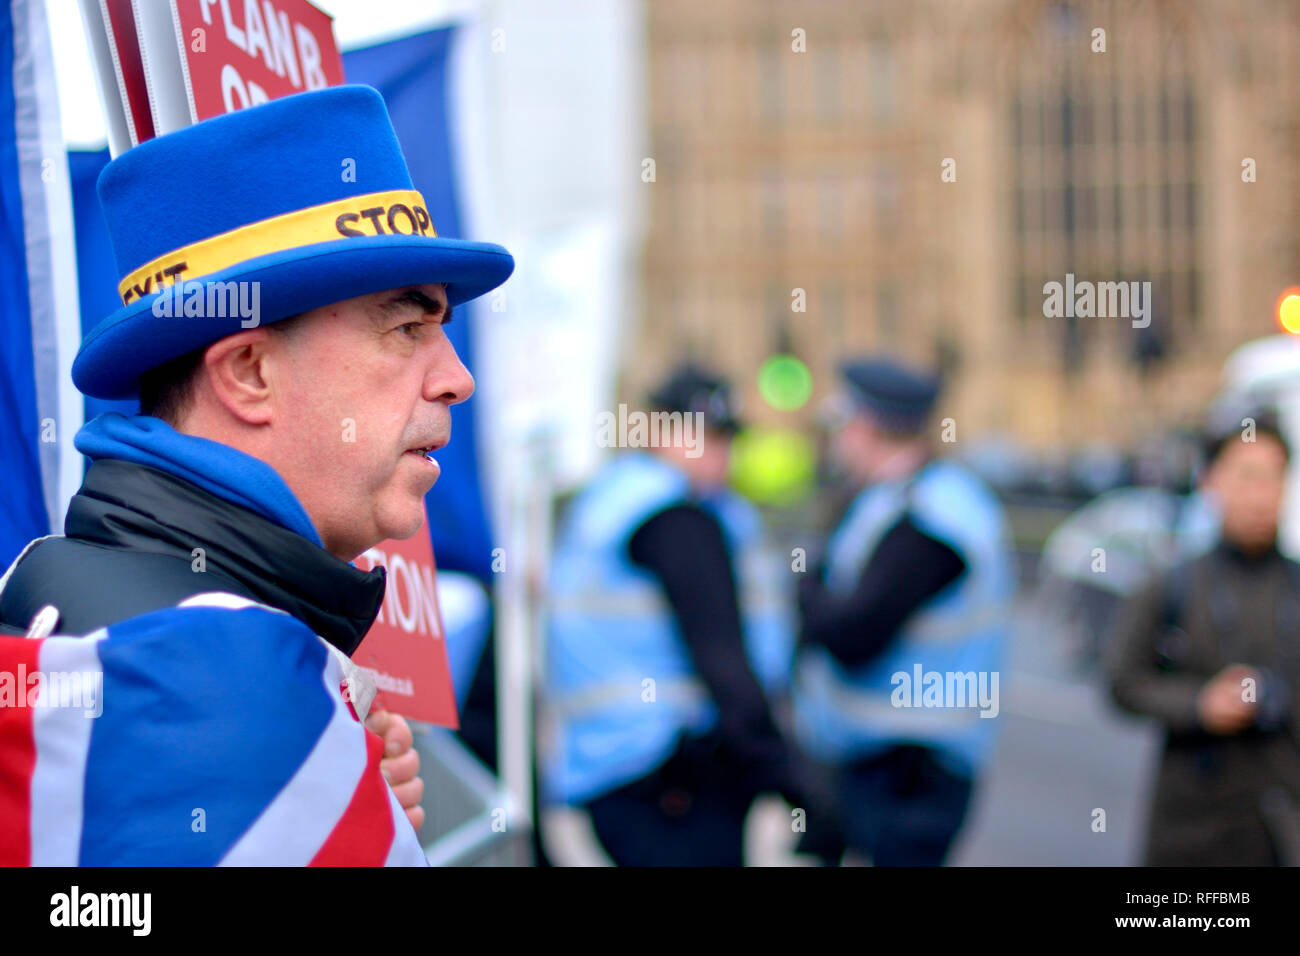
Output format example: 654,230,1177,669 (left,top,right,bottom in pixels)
425,341,475,405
